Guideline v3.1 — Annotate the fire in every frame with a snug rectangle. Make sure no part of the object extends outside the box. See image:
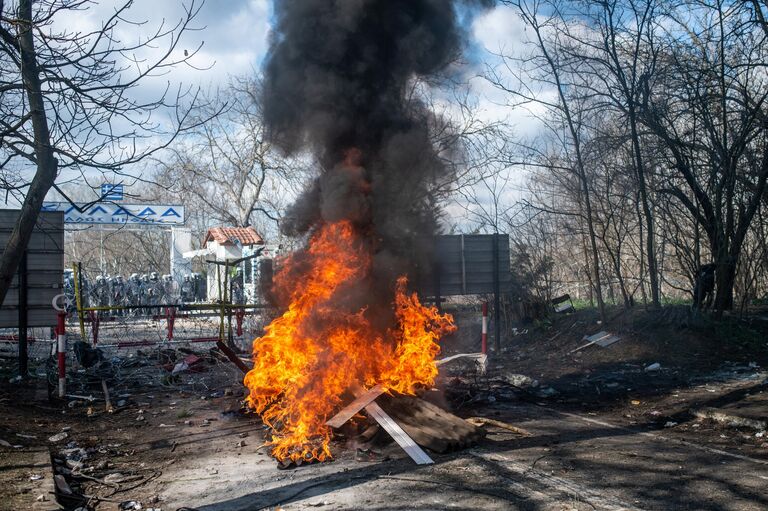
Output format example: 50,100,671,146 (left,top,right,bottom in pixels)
243,220,455,464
